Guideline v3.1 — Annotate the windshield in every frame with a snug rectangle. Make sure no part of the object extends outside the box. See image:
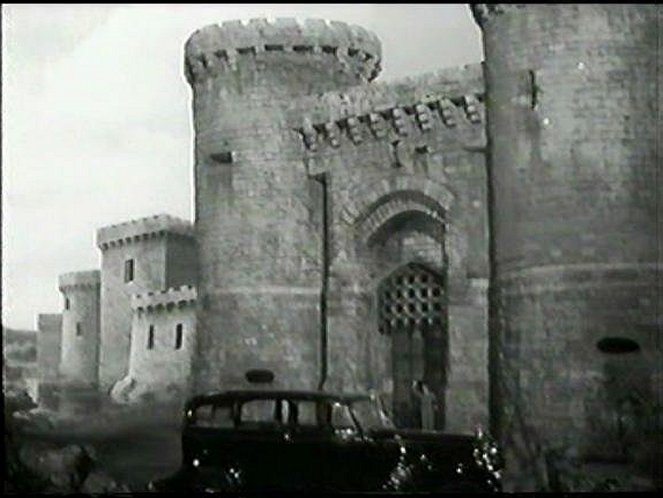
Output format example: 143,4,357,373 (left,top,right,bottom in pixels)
349,397,395,431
